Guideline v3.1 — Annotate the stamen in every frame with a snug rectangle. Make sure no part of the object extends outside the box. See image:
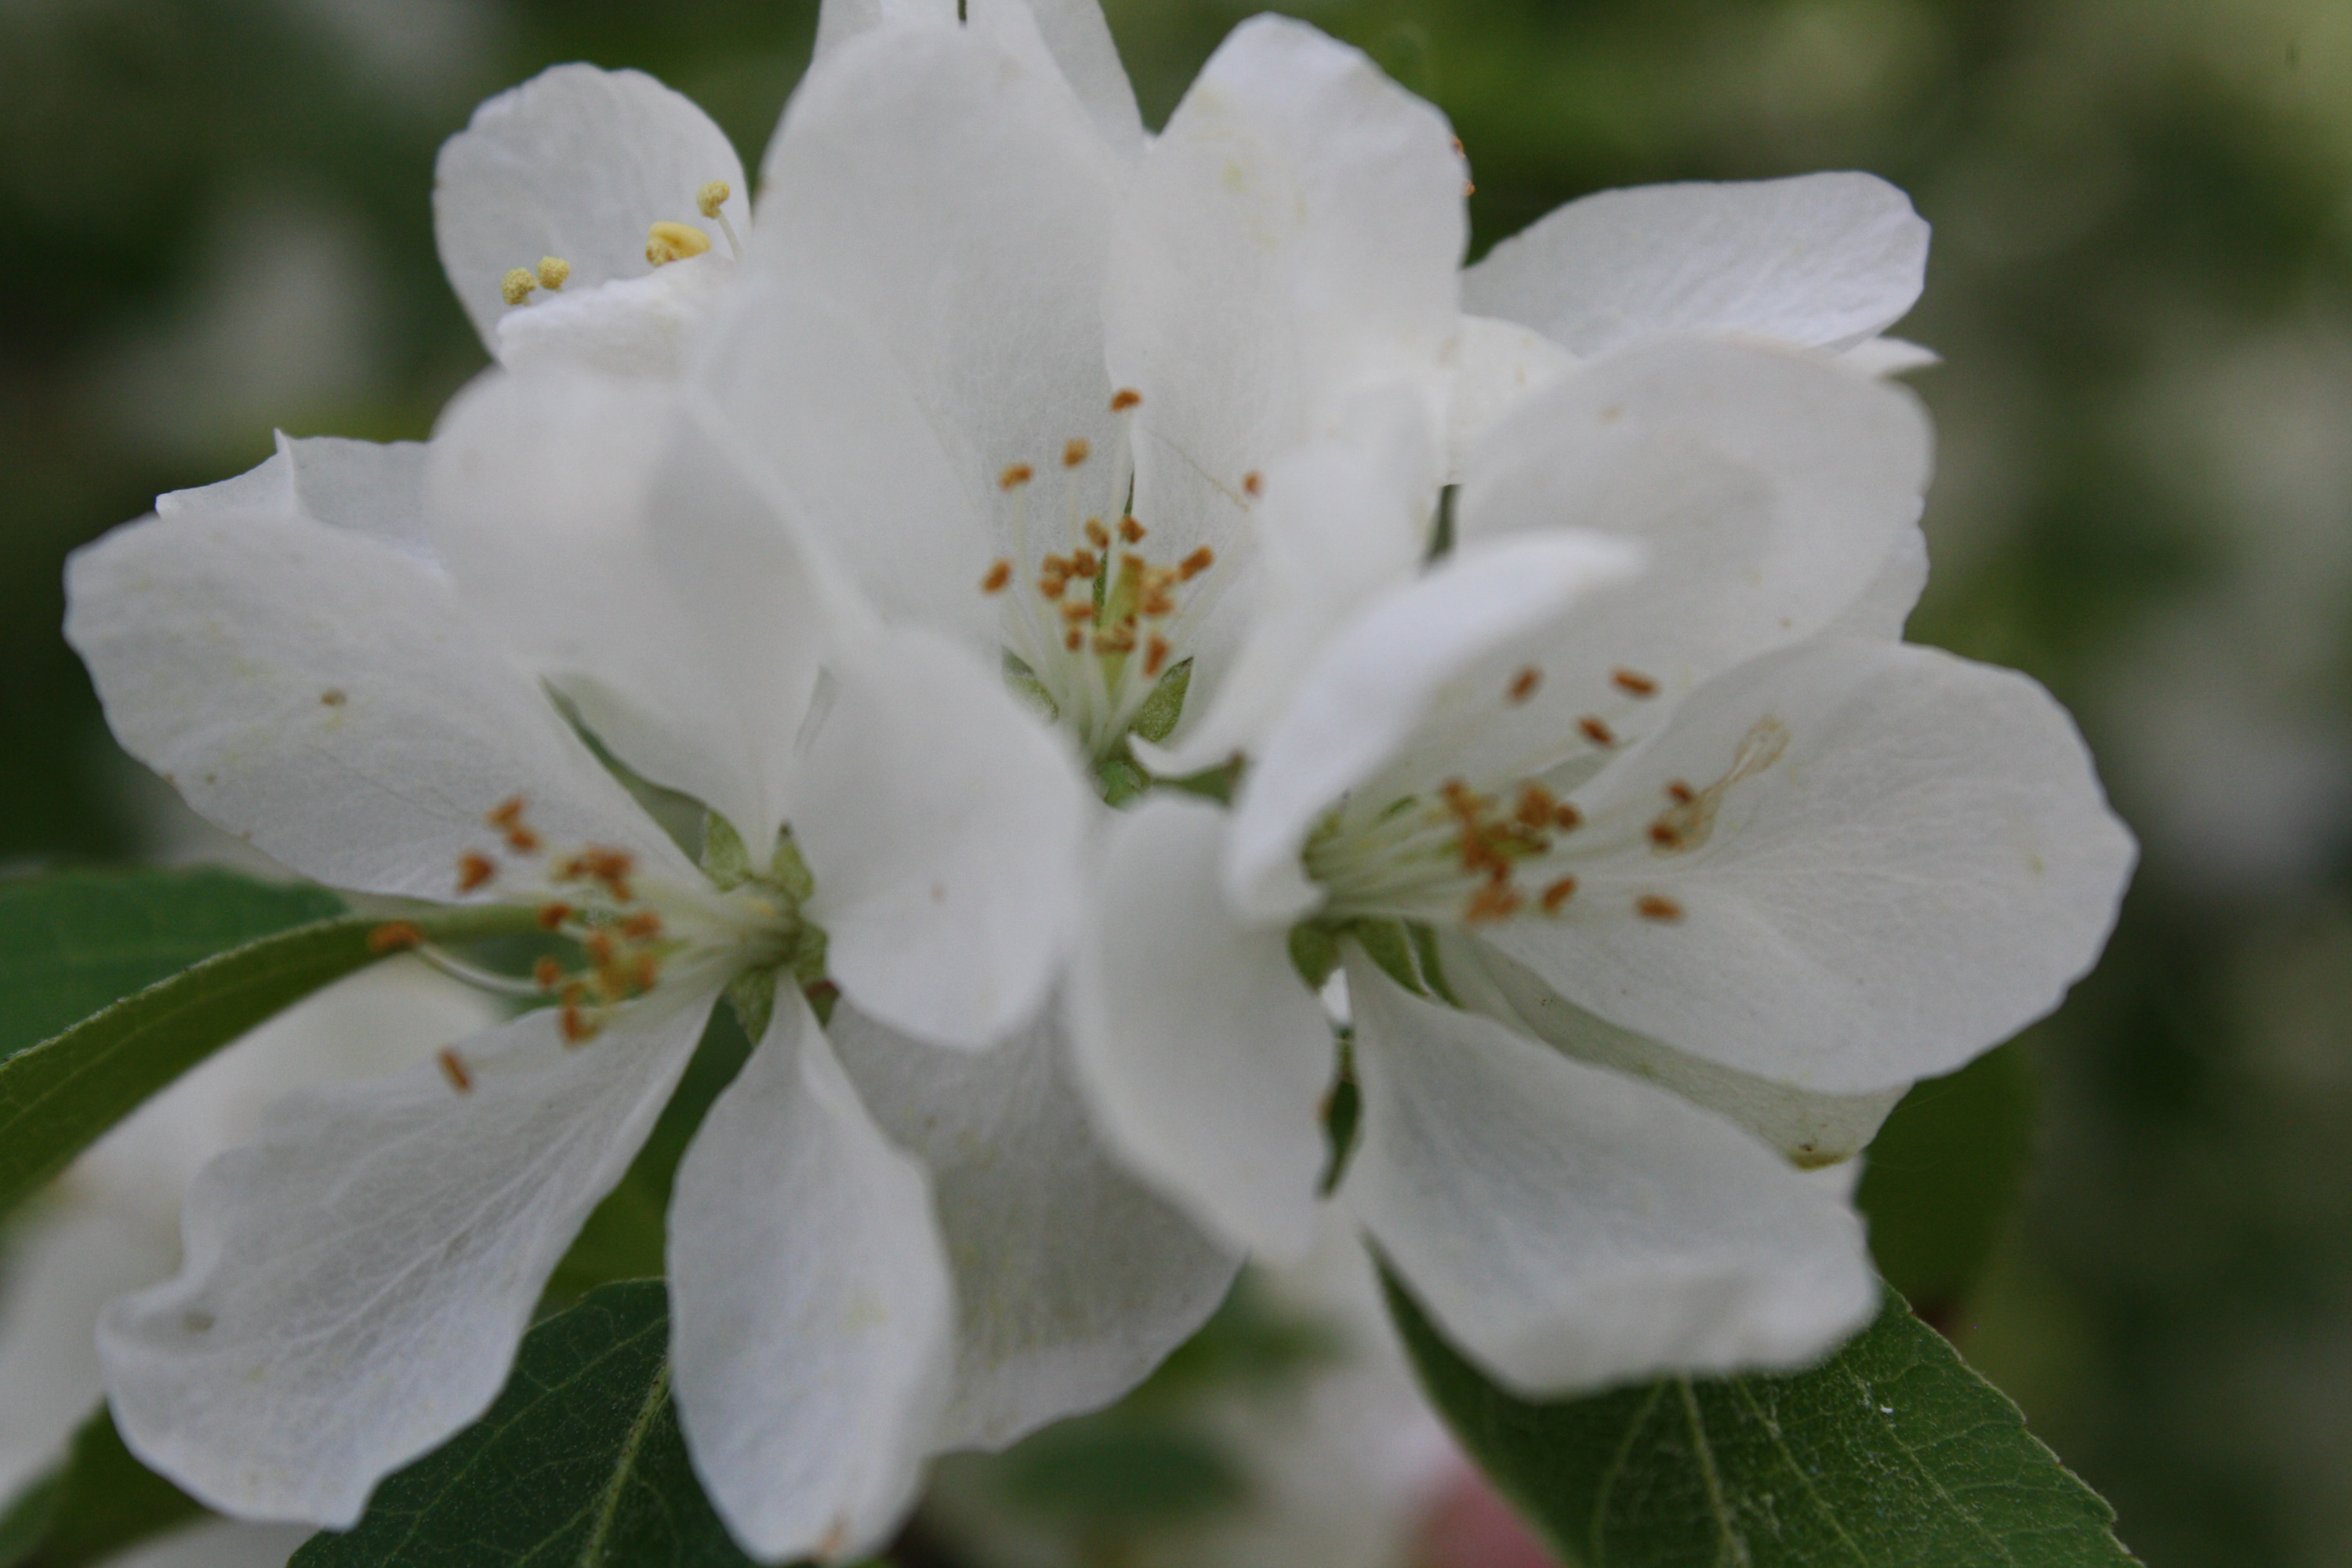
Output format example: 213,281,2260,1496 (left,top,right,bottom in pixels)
1514,783,1559,829
1578,716,1617,748
1465,878,1522,924
1069,549,1098,578
1084,518,1110,550
1612,667,1660,697
1065,628,1083,651
1109,388,1142,412
536,256,571,291
1553,802,1582,829
1119,516,1146,544
437,1047,474,1093
457,851,497,893
980,559,1013,593
646,221,711,266
536,901,572,931
1145,635,1171,677
1635,895,1685,923
1665,781,1697,804
1063,438,1090,467
1242,470,1263,499
368,920,423,954
1000,463,1034,490
500,267,536,307
533,956,562,990
1178,546,1214,581
1507,666,1542,704
695,180,731,219
1541,876,1578,913
486,796,540,855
